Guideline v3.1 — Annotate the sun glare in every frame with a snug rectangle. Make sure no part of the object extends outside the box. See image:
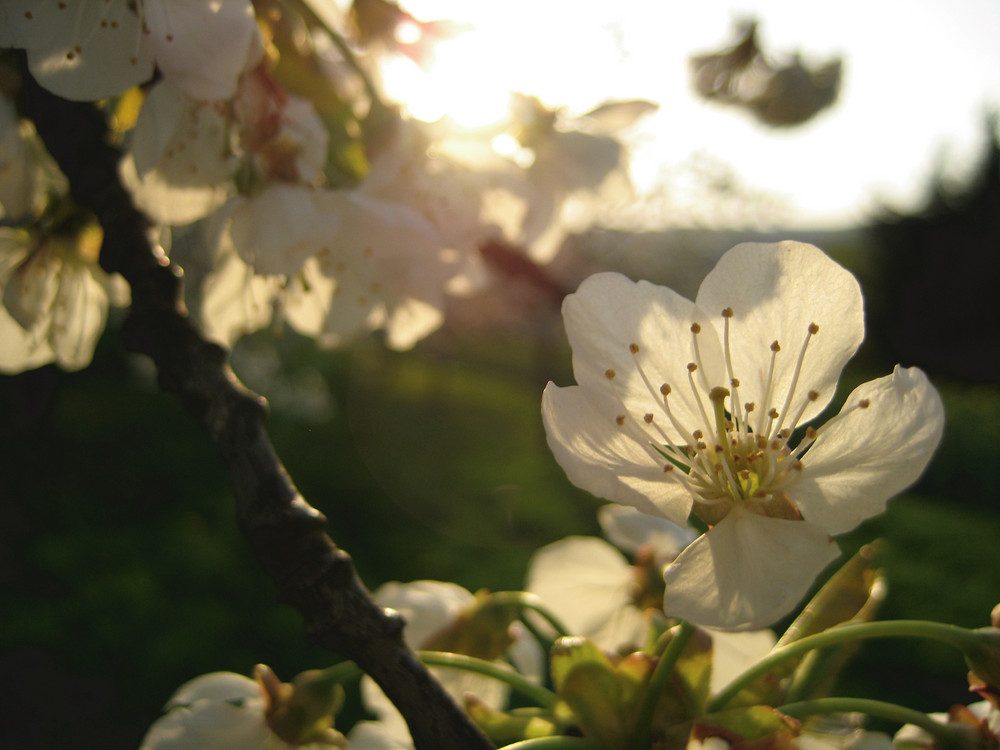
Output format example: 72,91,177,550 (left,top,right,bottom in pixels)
380,30,515,129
